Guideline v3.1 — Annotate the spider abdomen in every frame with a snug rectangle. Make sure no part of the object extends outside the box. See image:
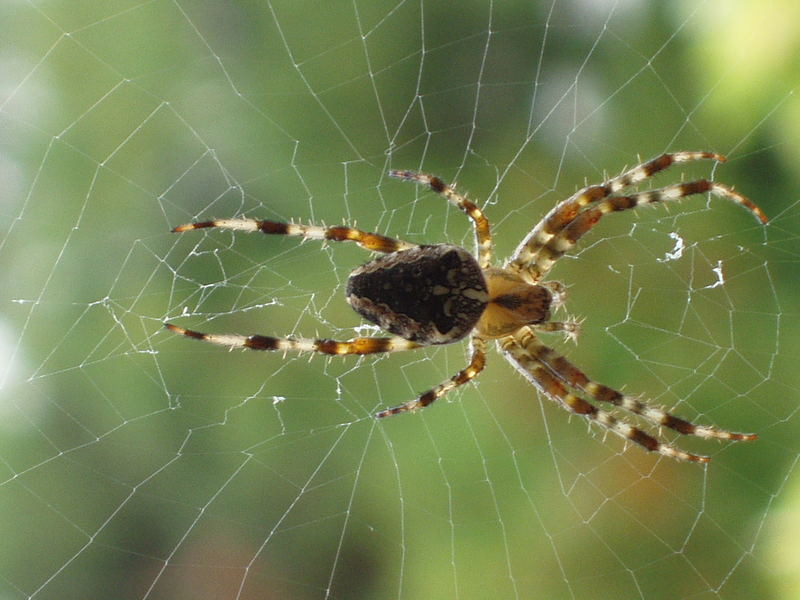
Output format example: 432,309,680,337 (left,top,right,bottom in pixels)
346,244,489,344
